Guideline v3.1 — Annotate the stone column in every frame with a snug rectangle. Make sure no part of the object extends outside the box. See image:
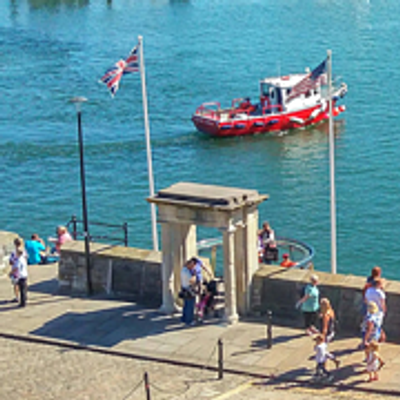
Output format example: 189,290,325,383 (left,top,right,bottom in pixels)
159,222,176,314
223,223,239,324
243,207,259,312
234,224,246,315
